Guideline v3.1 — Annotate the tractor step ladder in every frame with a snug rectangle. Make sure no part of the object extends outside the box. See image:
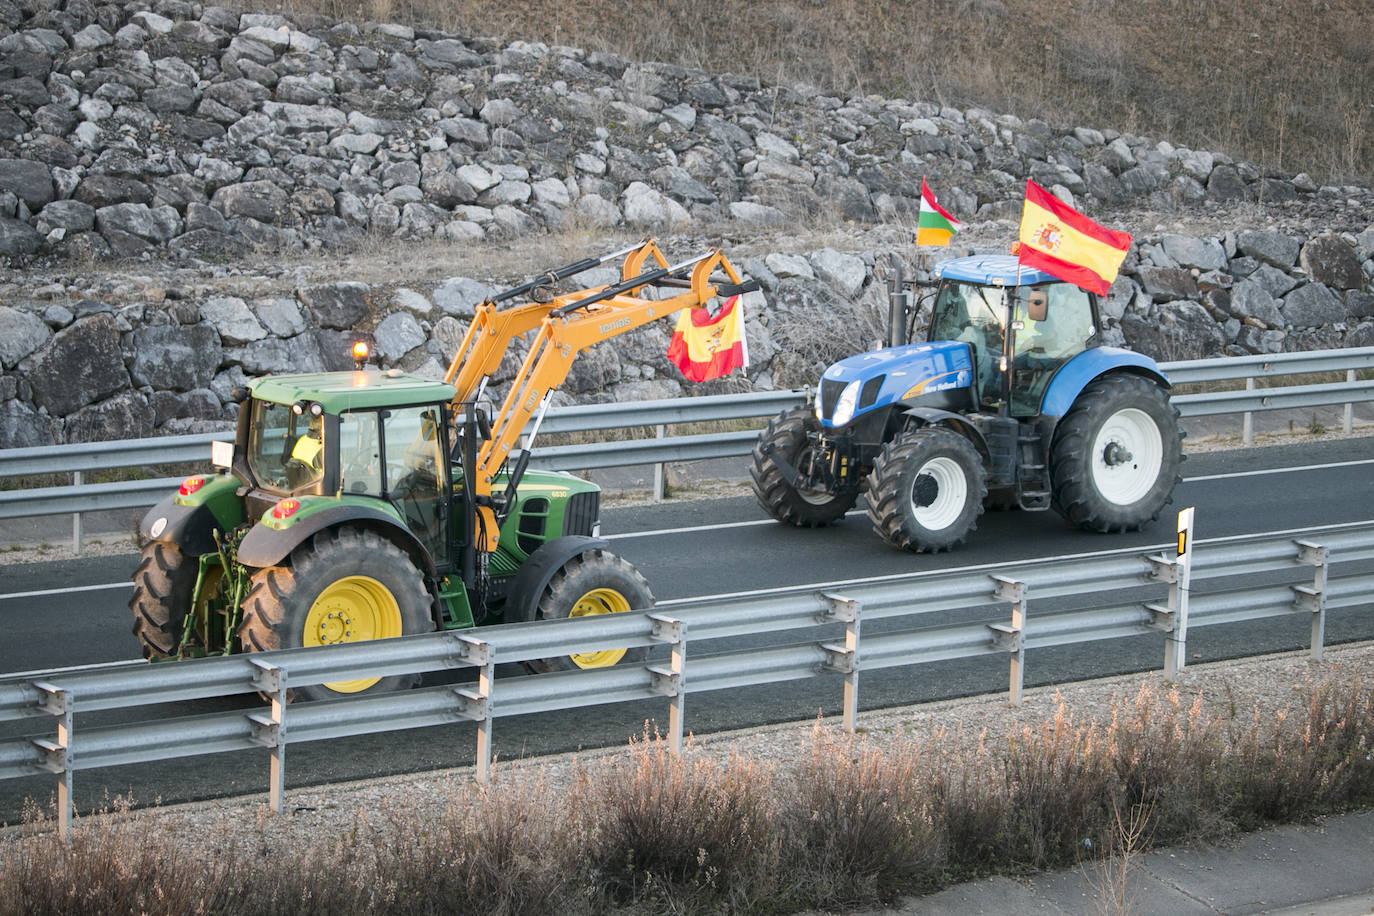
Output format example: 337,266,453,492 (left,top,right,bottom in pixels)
1016,430,1052,510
